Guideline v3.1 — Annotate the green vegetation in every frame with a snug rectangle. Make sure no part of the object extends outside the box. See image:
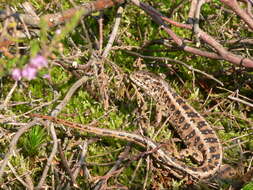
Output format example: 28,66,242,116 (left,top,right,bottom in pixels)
19,126,47,157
